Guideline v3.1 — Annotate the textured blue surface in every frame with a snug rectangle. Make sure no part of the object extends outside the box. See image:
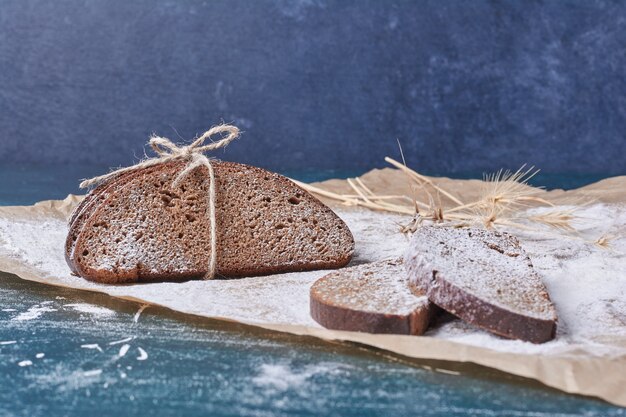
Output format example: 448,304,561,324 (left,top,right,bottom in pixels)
1,272,625,417
1,0,625,175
